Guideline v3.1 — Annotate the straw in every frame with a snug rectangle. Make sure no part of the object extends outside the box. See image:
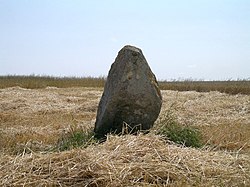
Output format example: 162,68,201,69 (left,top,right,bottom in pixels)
0,134,249,186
